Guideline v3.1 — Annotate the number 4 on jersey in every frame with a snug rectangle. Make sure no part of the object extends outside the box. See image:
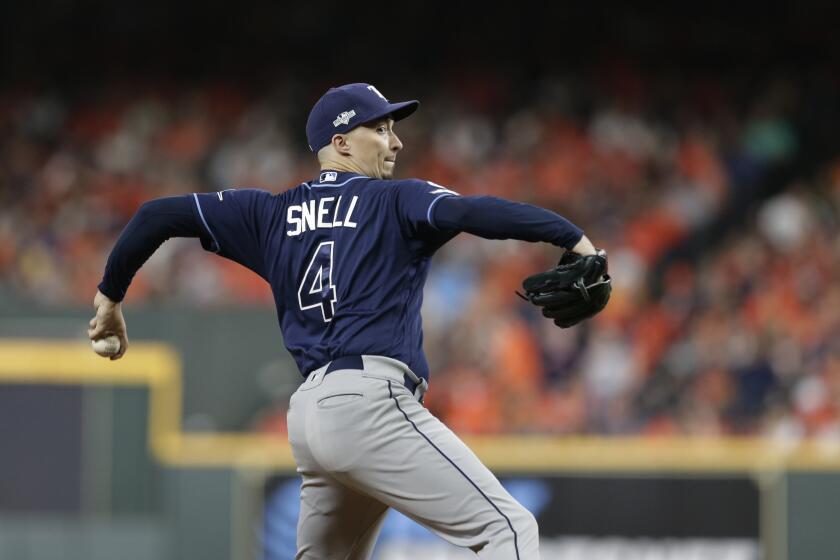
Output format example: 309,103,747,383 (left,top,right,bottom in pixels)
298,241,338,322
